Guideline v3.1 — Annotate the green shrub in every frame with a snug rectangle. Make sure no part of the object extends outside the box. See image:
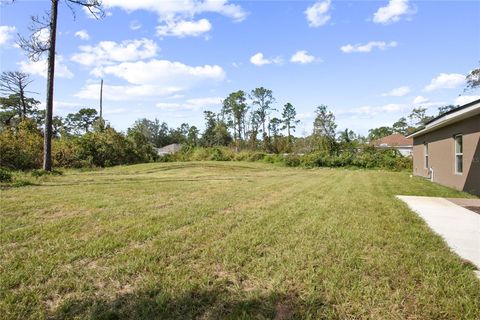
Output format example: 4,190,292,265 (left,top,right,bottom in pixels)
284,154,301,167
52,138,82,168
0,120,43,170
0,167,13,182
247,152,266,162
233,151,251,161
31,169,63,177
210,148,227,161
